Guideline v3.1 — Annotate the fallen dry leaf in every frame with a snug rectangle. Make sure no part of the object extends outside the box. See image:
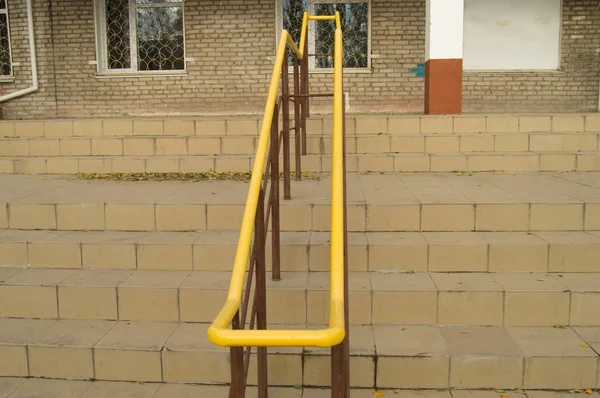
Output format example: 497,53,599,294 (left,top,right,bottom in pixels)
581,344,590,349
585,390,593,395
373,392,385,397
76,171,322,183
